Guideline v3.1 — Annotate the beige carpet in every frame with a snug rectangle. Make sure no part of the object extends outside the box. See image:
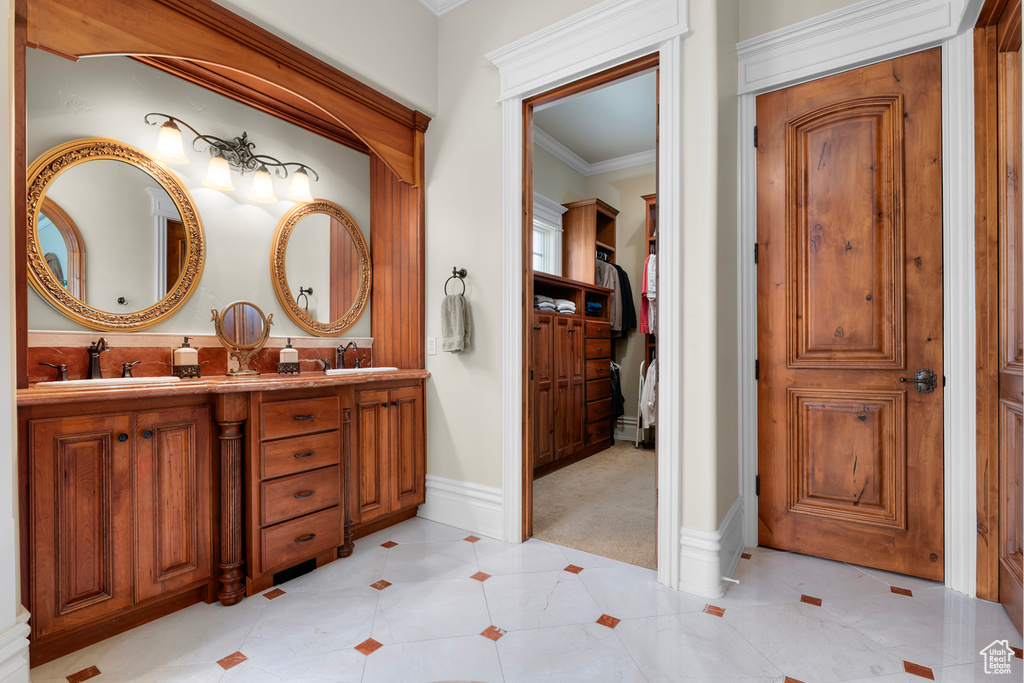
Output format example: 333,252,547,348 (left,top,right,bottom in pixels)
532,441,657,569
